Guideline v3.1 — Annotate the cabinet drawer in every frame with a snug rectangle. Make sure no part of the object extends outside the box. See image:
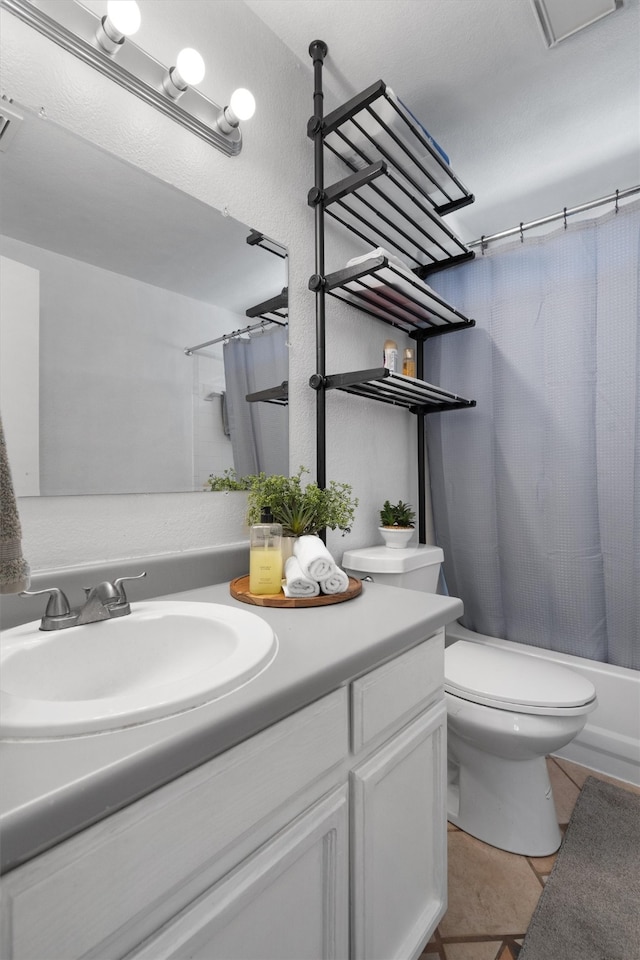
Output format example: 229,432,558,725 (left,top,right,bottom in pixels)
1,689,349,960
351,629,444,754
